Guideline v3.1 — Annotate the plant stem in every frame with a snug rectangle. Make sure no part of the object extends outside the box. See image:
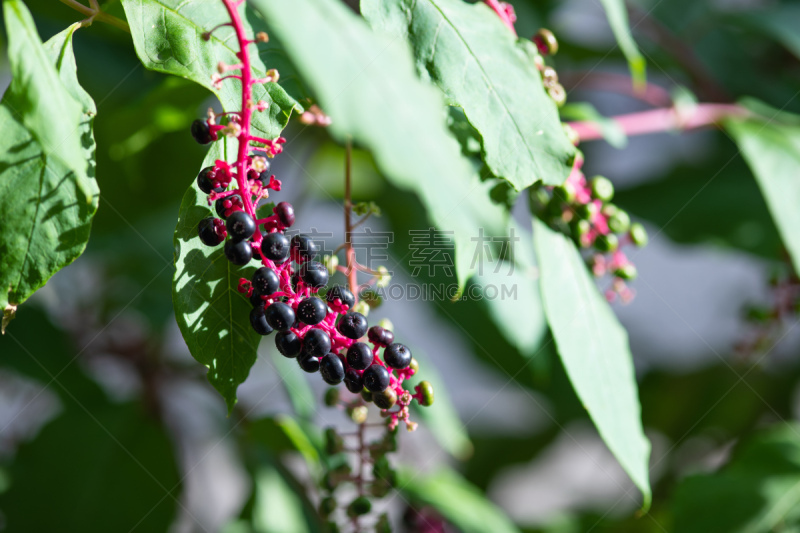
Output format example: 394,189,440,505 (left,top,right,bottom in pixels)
344,139,359,303
58,0,130,33
483,0,517,37
567,103,748,143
